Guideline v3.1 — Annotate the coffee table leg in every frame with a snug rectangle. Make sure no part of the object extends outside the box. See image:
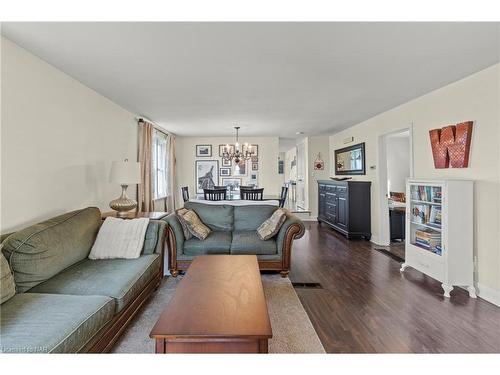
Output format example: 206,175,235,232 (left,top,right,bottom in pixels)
155,339,165,353
259,339,268,353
